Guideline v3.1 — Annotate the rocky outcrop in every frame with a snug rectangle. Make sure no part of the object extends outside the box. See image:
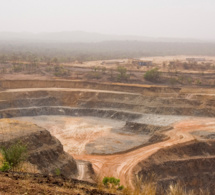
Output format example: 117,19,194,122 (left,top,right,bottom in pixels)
120,121,172,134
0,119,78,179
